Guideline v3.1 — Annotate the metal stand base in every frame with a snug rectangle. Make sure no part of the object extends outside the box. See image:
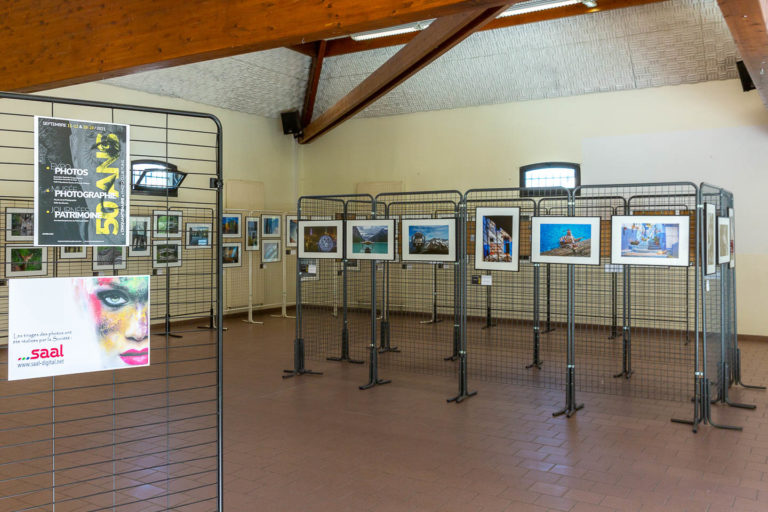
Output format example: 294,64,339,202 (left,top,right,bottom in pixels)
613,370,633,379
481,323,497,330
283,338,322,379
242,319,264,325
542,326,556,334
379,347,400,353
282,369,323,379
327,356,364,364
526,360,543,369
734,348,766,390
671,376,741,432
447,390,477,403
271,313,296,319
713,362,756,409
359,379,391,390
553,367,582,418
420,317,442,325
552,403,583,418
